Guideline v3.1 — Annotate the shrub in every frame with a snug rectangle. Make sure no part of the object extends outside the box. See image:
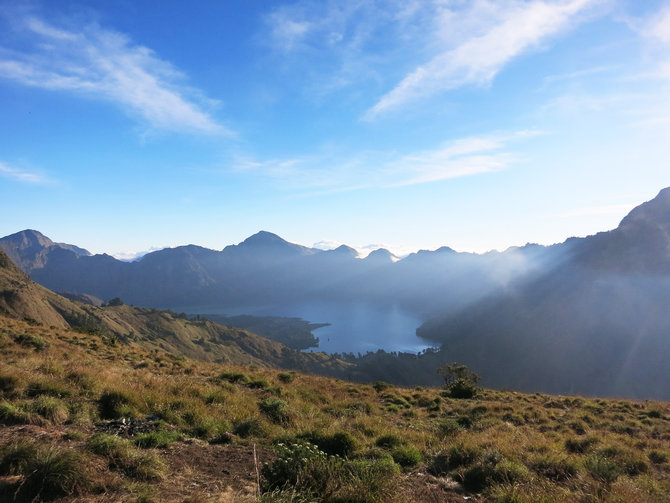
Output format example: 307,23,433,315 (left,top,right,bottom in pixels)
0,374,19,396
375,434,403,450
529,455,578,482
565,436,599,454
446,443,482,469
258,397,290,424
261,442,399,501
99,390,137,419
87,433,127,457
248,378,270,389
133,431,183,449
460,463,492,492
437,363,480,399
649,450,669,464
1,442,90,501
261,441,329,492
428,451,451,476
301,431,357,458
233,418,268,438
0,401,32,425
13,333,47,351
27,396,69,424
391,446,422,468
493,460,530,484
584,454,621,484
277,372,294,383
437,418,463,437
217,372,250,384
26,380,73,398
0,440,39,475
122,451,166,481
373,381,390,392
87,434,166,481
